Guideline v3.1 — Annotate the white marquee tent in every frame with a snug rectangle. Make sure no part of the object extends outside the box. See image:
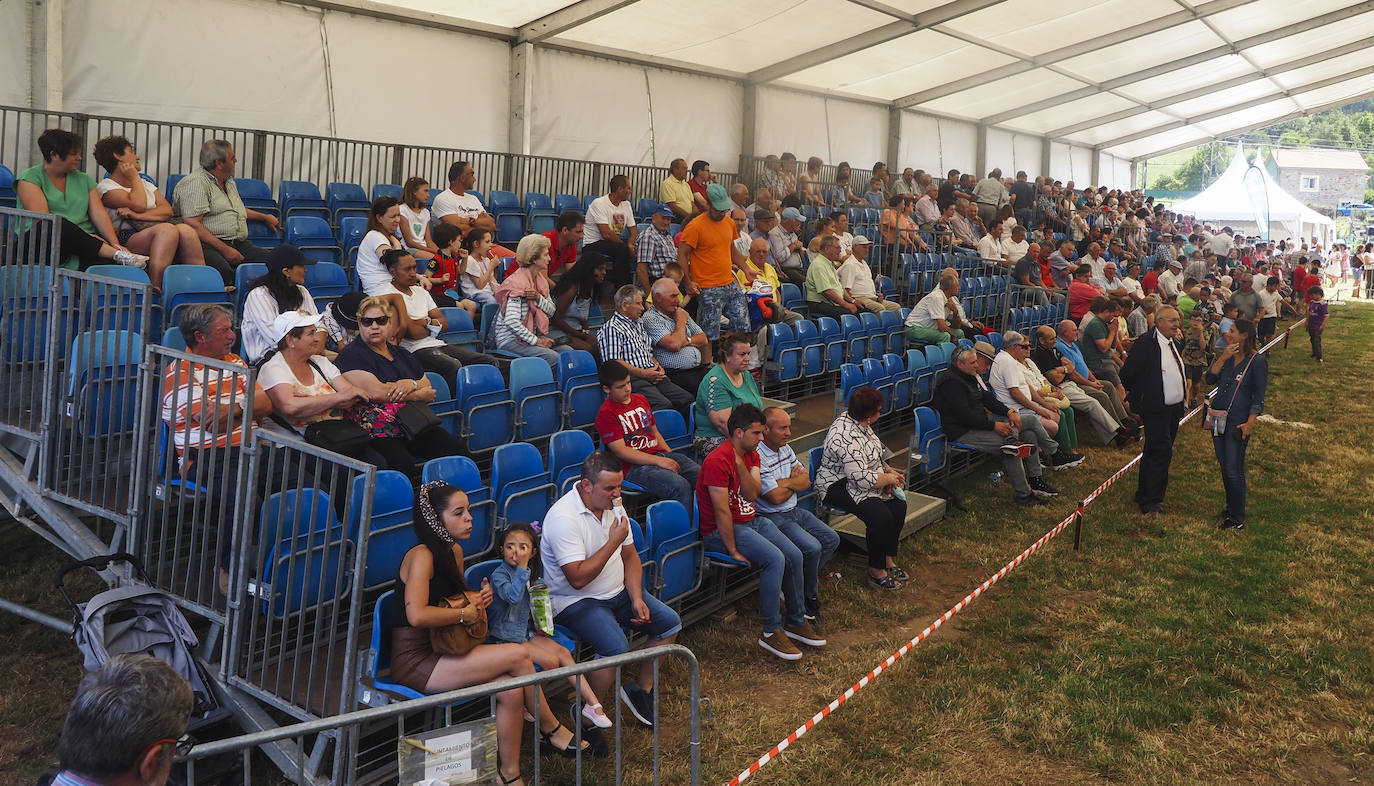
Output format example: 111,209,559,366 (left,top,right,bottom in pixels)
6,0,1374,185
1172,144,1333,241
